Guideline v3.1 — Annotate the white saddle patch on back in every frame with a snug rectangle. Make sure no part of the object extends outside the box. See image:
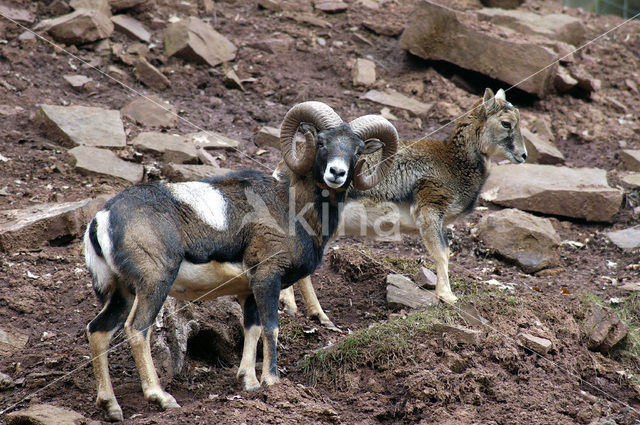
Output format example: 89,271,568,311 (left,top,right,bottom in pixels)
168,182,227,231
